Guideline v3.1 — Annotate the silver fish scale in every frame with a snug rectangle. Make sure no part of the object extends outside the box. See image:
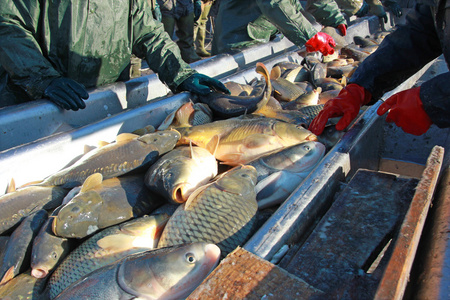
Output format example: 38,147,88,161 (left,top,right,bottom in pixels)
158,184,257,257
